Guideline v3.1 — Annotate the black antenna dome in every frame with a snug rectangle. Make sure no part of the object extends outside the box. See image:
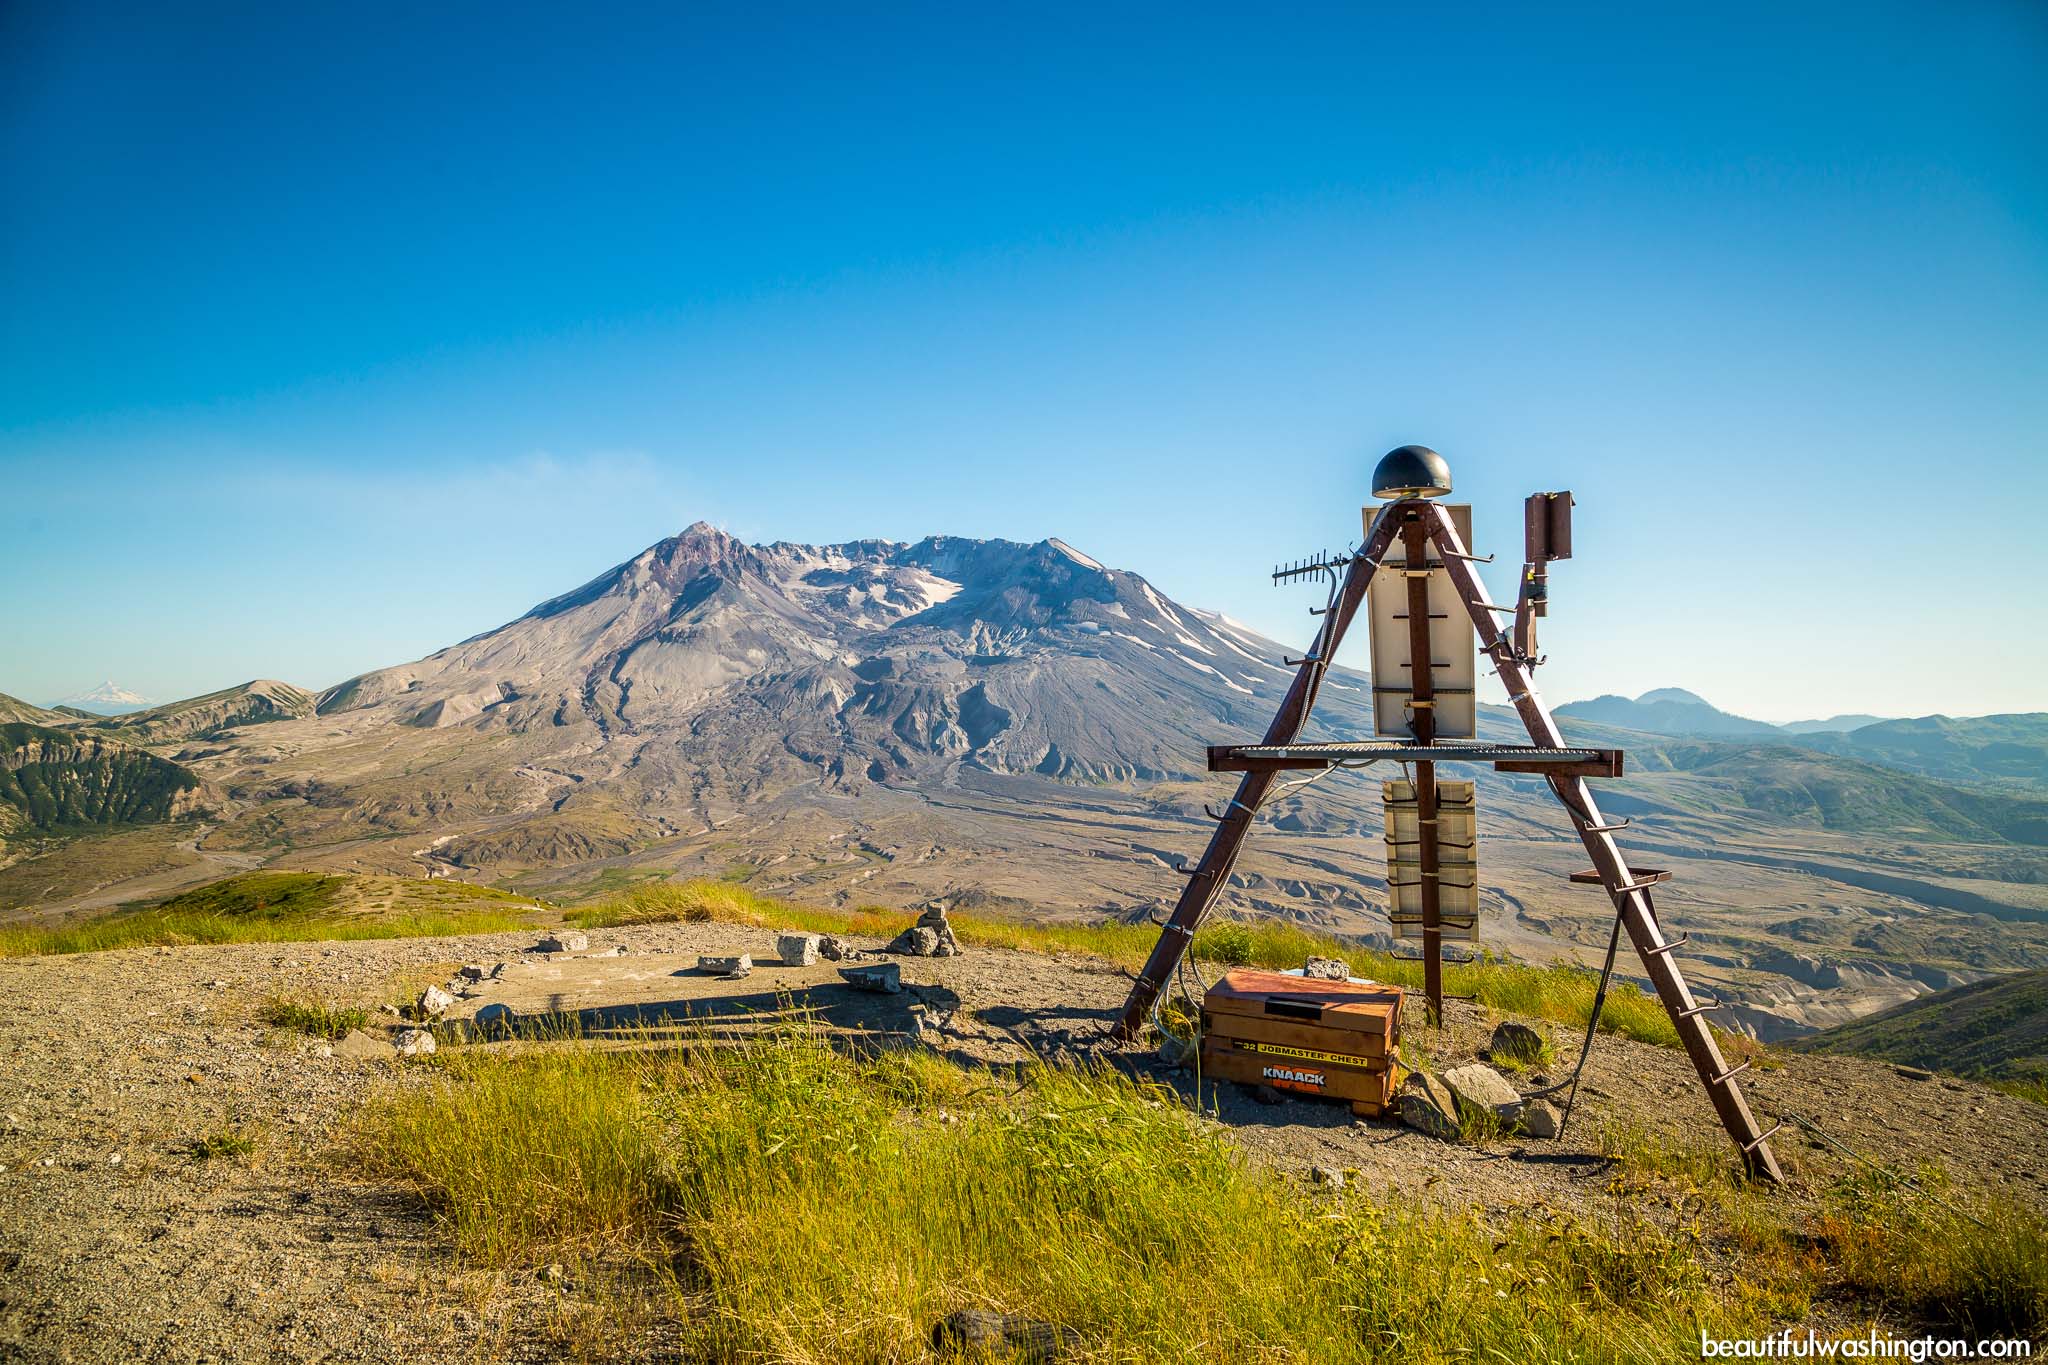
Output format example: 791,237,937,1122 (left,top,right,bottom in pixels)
1371,445,1452,499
